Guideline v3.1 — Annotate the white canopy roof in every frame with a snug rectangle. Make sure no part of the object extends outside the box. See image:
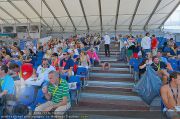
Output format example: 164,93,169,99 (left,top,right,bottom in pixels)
0,0,179,32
